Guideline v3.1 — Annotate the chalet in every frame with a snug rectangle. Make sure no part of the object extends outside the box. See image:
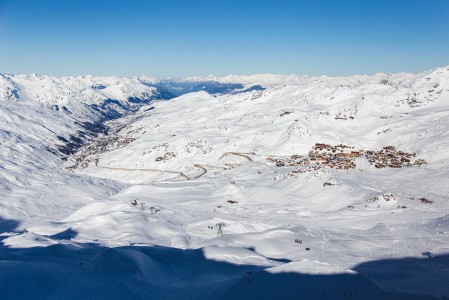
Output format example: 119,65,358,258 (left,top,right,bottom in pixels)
389,161,402,168
317,155,327,162
383,146,396,151
349,151,360,158
414,159,428,166
276,161,285,167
